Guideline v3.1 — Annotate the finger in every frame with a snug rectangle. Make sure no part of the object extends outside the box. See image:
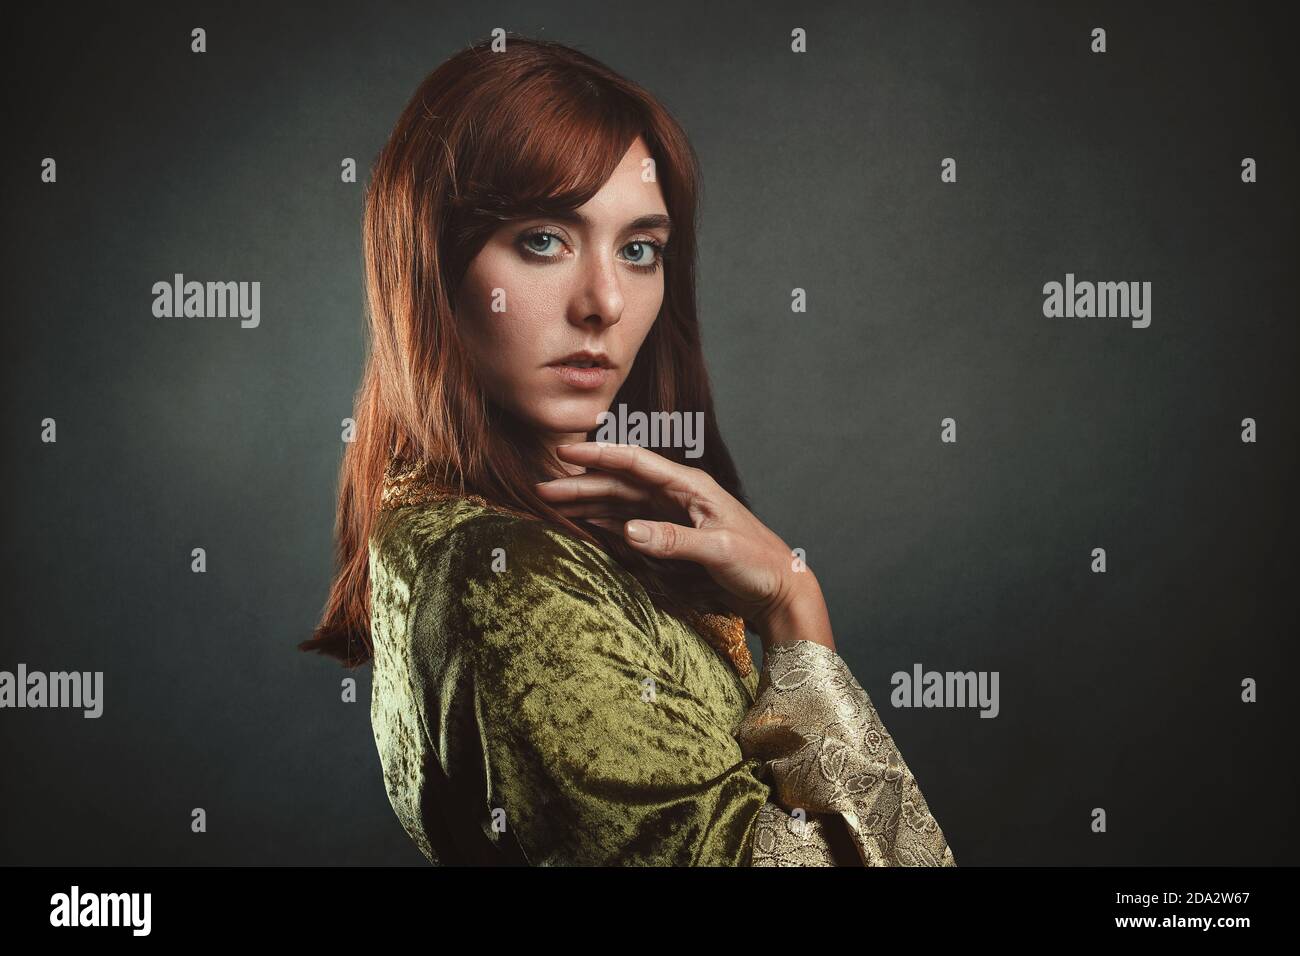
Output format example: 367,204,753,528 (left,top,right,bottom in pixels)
555,443,712,507
535,470,653,505
621,518,715,563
